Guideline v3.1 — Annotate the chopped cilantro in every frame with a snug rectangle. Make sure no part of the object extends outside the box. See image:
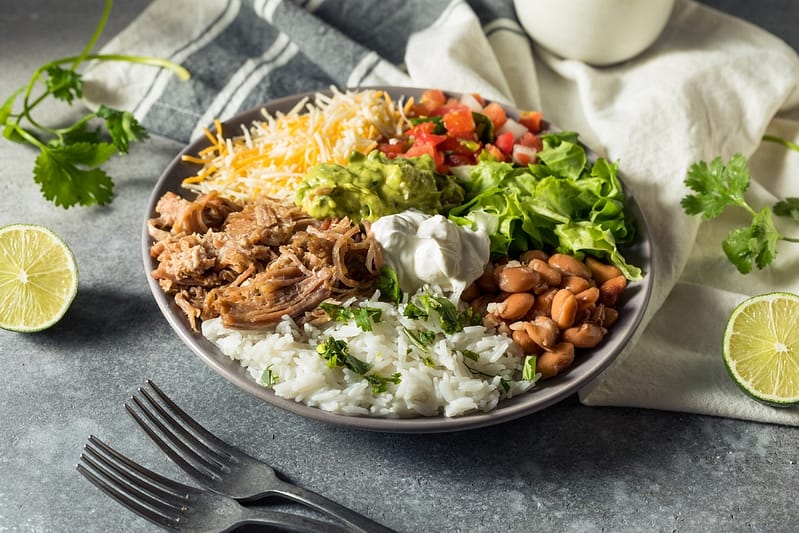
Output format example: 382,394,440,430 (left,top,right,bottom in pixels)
403,327,437,353
403,301,428,320
320,302,382,332
461,349,480,361
408,291,481,334
260,365,279,386
315,337,400,394
377,267,402,304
